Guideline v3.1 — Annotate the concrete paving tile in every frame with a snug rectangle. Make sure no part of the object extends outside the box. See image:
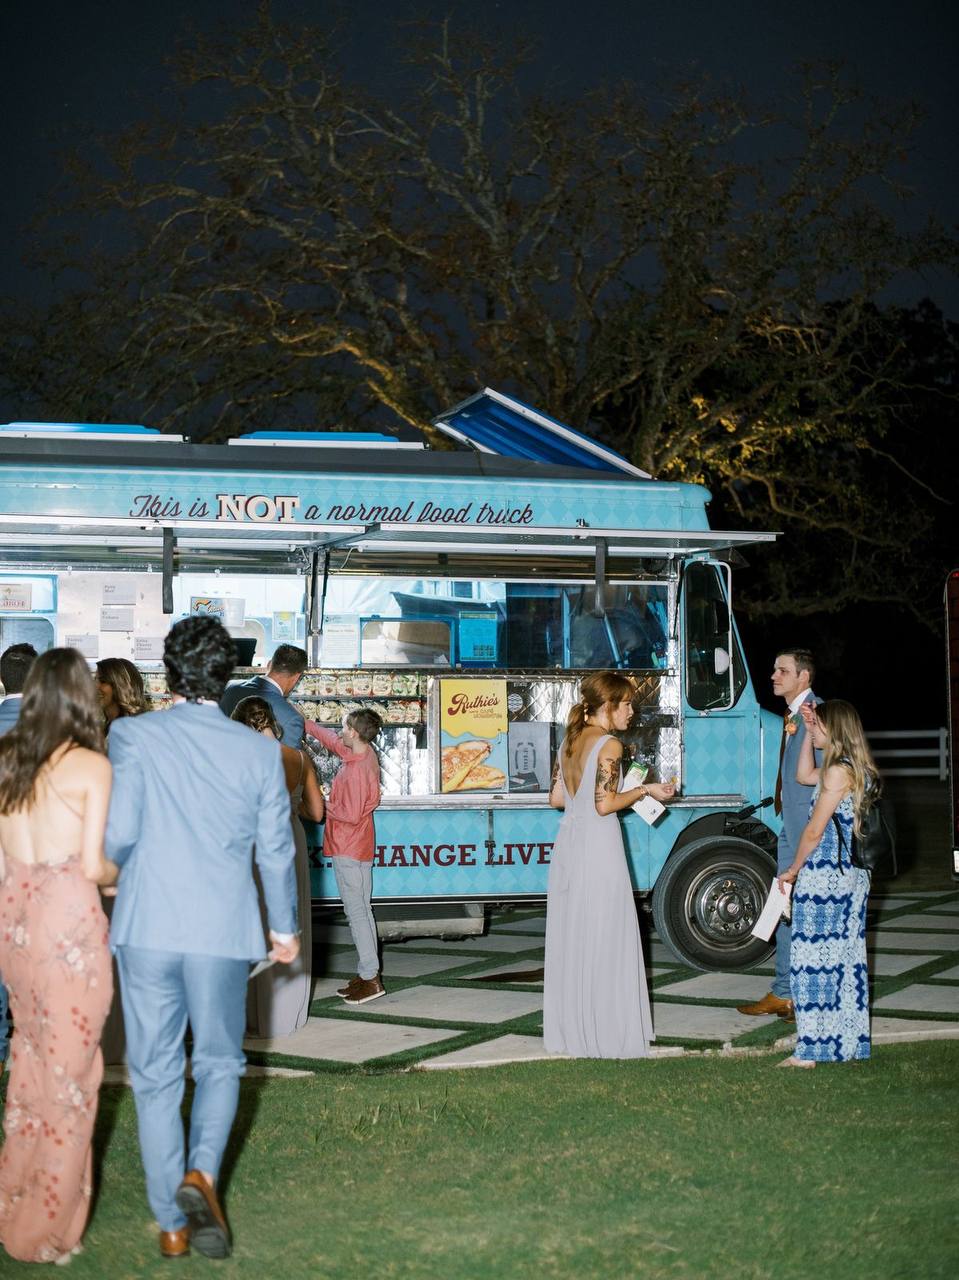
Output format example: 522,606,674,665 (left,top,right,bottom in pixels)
871,1017,959,1042
866,931,959,951
314,924,358,946
458,960,545,982
648,942,683,965
868,898,926,913
457,962,674,983
359,984,543,1023
929,900,959,913
490,916,548,934
873,984,959,1014
895,890,957,897
654,973,773,1001
867,953,933,977
244,1016,461,1063
418,1034,683,1069
419,1034,555,1068
378,950,482,978
650,1001,768,1042
933,964,959,980
311,978,357,1000
391,933,546,955
880,913,959,931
